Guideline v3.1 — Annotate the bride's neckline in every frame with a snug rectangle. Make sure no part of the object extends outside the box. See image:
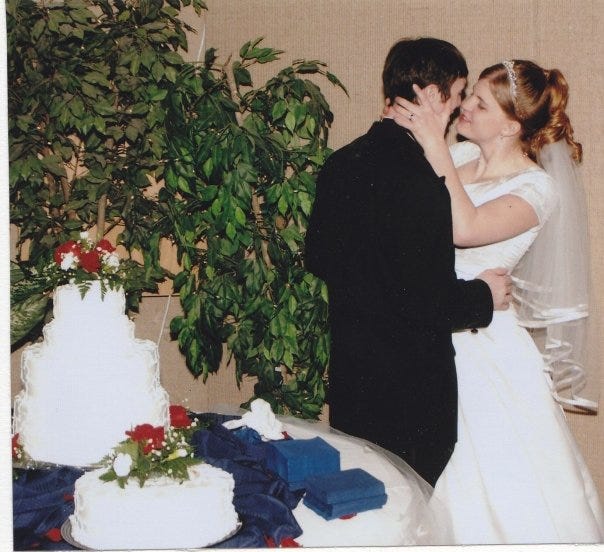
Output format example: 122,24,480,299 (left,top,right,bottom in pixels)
462,166,542,187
